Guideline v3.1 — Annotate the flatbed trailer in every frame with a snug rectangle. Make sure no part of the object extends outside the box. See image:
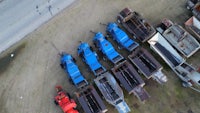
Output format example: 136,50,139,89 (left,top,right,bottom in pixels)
117,8,156,42
185,16,200,41
76,85,107,113
111,60,149,102
158,19,200,58
128,47,167,84
148,33,200,87
94,72,130,113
